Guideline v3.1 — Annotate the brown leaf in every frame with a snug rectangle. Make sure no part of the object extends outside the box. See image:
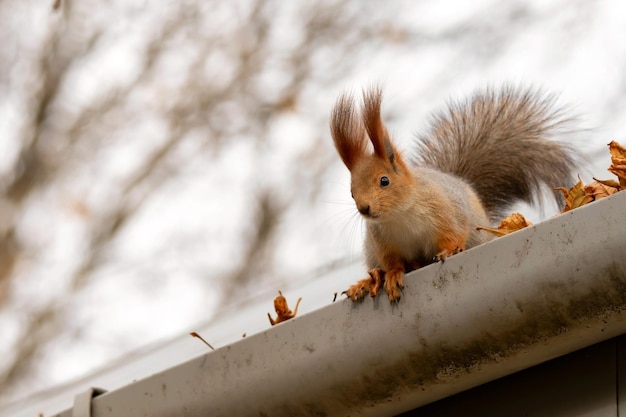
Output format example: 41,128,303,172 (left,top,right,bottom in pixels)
268,290,302,326
477,212,533,237
557,176,593,213
593,177,621,189
608,166,626,189
608,140,626,164
587,178,620,201
608,141,626,189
